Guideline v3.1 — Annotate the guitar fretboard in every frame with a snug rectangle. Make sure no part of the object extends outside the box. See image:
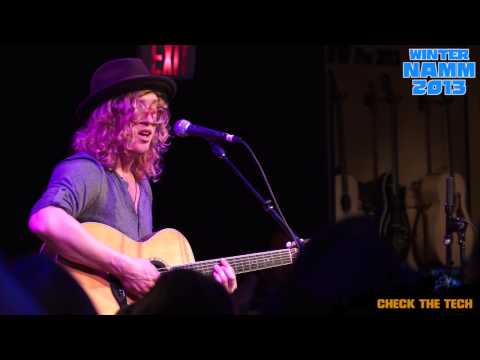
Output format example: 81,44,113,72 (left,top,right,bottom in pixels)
160,248,298,276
